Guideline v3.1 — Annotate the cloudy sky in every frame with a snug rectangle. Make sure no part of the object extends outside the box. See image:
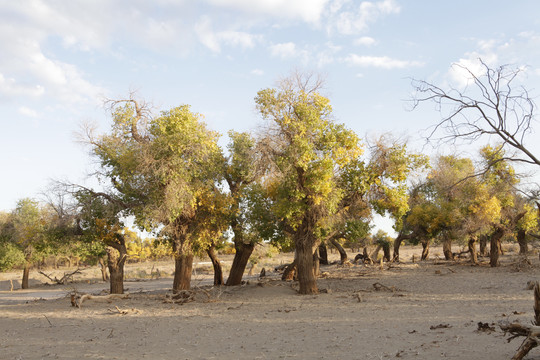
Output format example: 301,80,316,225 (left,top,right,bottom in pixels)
2,0,540,220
